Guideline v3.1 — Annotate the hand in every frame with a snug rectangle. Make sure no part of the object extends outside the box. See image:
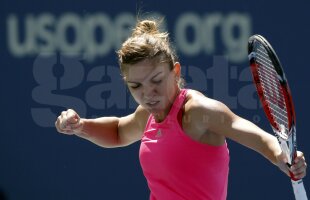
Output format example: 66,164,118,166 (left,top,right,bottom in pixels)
55,109,83,135
277,151,307,180
290,151,307,180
